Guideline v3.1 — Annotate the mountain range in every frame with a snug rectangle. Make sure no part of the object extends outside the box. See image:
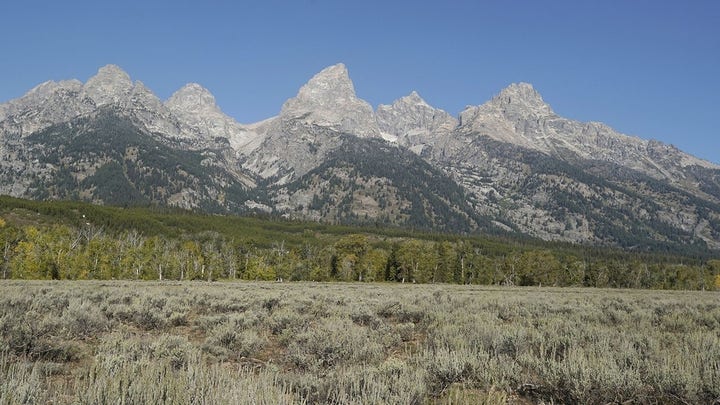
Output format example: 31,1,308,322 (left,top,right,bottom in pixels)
1,64,719,252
